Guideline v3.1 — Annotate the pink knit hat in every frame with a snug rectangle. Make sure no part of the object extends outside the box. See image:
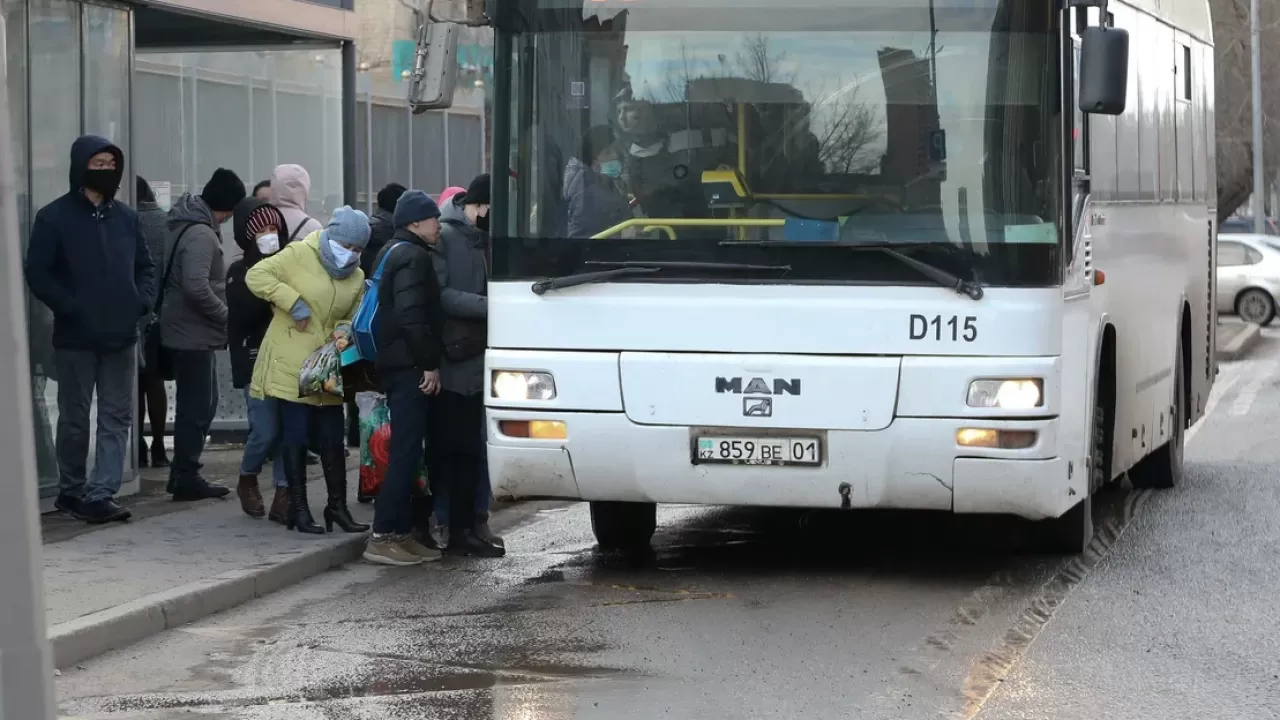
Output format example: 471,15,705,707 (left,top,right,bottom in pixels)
438,186,466,204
